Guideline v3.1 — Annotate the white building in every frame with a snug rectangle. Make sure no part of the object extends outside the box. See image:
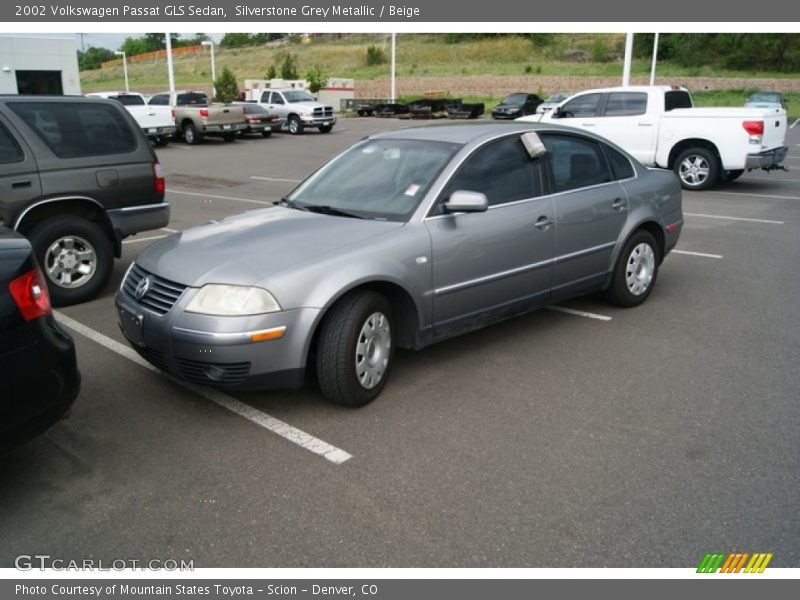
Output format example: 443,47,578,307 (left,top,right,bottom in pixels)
0,36,81,96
